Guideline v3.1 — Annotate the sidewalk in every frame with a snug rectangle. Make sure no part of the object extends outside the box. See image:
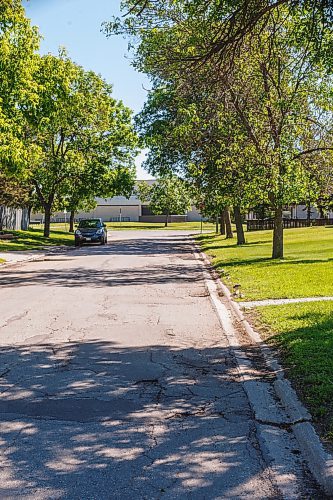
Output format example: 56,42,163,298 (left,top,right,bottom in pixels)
0,250,44,267
0,245,74,267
